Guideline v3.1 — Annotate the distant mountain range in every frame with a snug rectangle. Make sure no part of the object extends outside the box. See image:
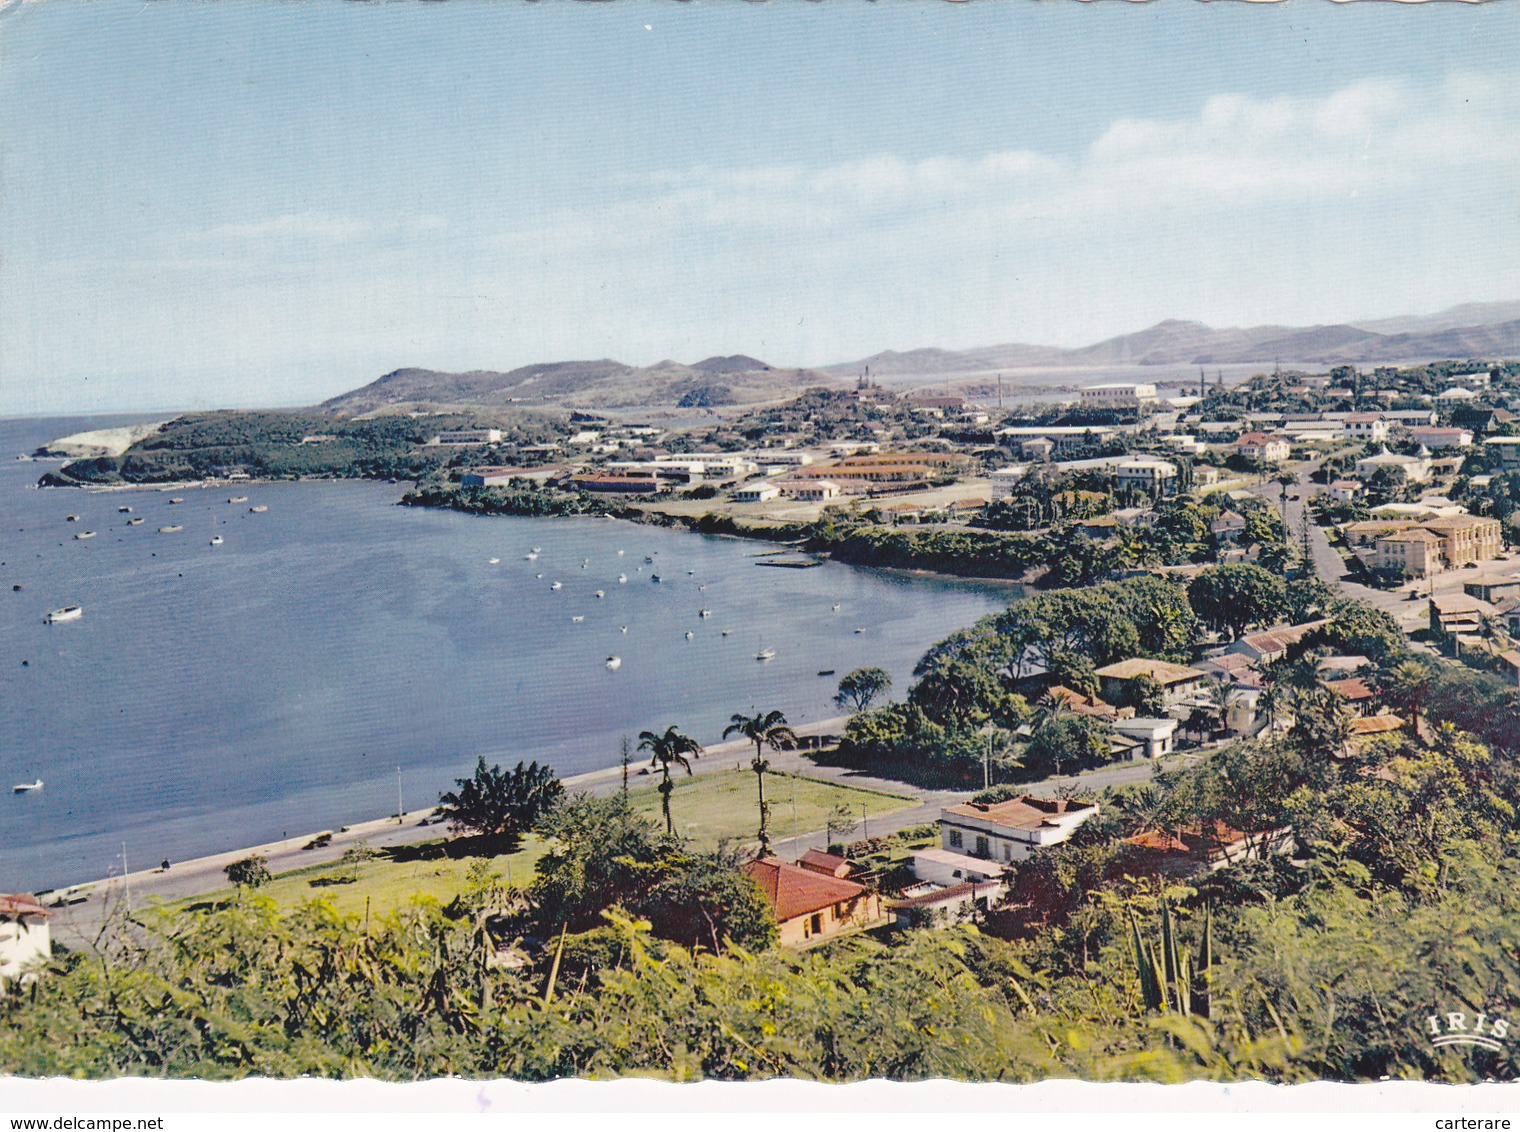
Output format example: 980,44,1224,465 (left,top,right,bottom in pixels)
320,356,837,415
319,301,1520,413
824,301,1520,377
